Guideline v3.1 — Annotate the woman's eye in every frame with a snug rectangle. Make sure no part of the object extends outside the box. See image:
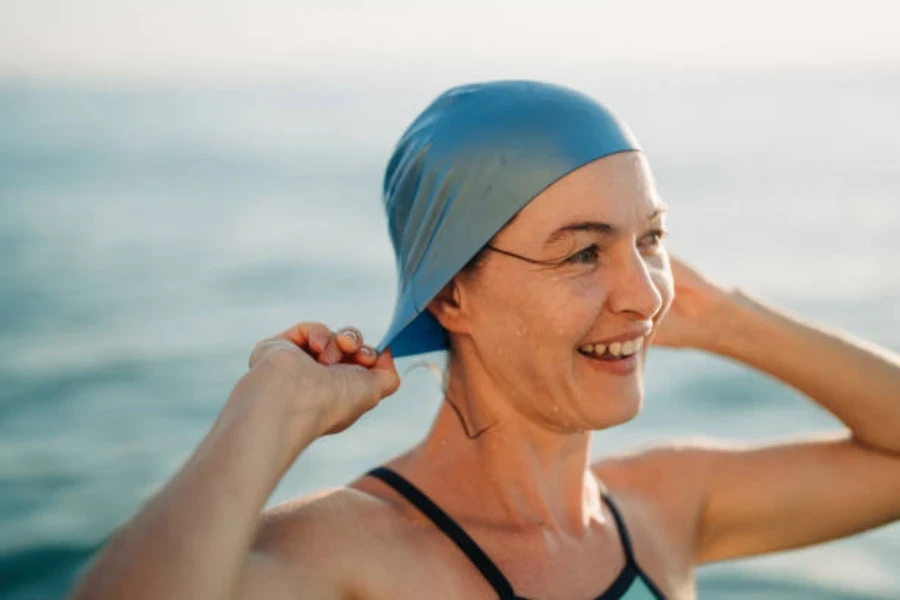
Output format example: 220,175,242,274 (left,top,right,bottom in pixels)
640,228,669,249
565,244,601,264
